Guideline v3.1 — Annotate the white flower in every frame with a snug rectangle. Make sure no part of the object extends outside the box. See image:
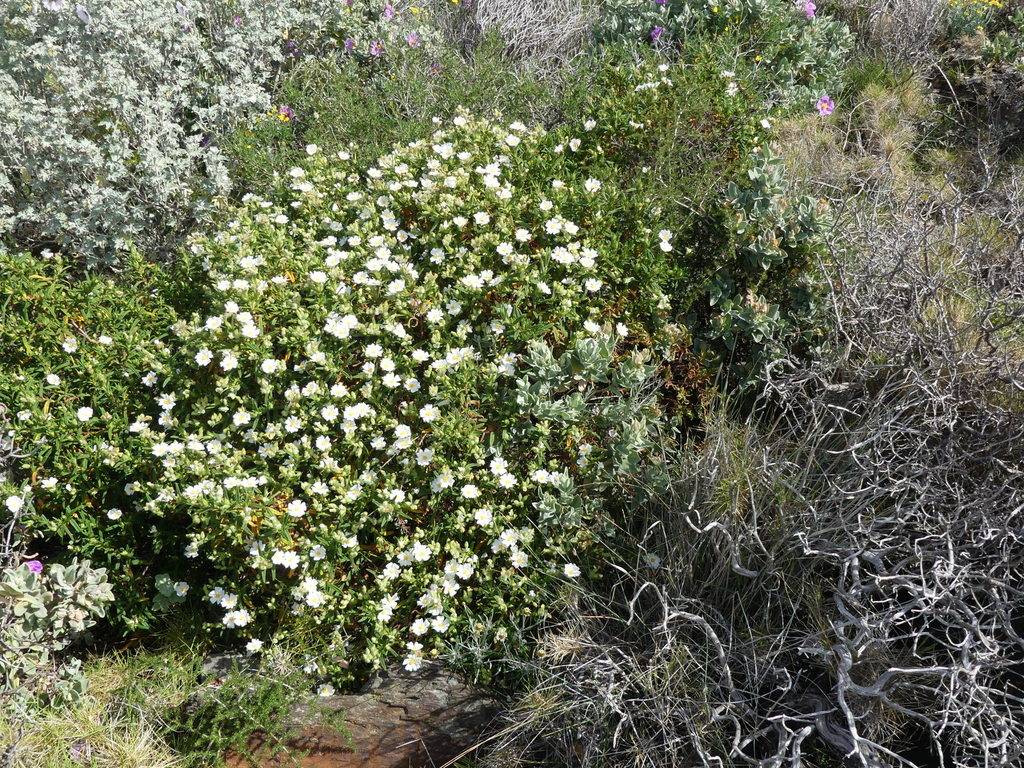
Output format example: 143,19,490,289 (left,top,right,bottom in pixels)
411,618,430,635
531,468,552,484
221,352,239,371
563,563,582,578
106,508,123,520
584,178,602,193
173,581,189,597
76,406,93,422
45,373,61,386
4,496,24,514
461,484,480,499
585,278,603,293
245,638,264,653
378,593,399,622
318,683,336,697
511,549,529,568
474,211,491,226
412,541,432,562
504,133,521,147
403,648,424,672
195,348,213,366
98,334,113,345
286,499,308,518
431,615,450,633
658,230,673,252
474,507,493,526
419,404,440,423
271,549,301,569
158,393,177,411
310,544,327,561
62,337,78,353
223,609,252,628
